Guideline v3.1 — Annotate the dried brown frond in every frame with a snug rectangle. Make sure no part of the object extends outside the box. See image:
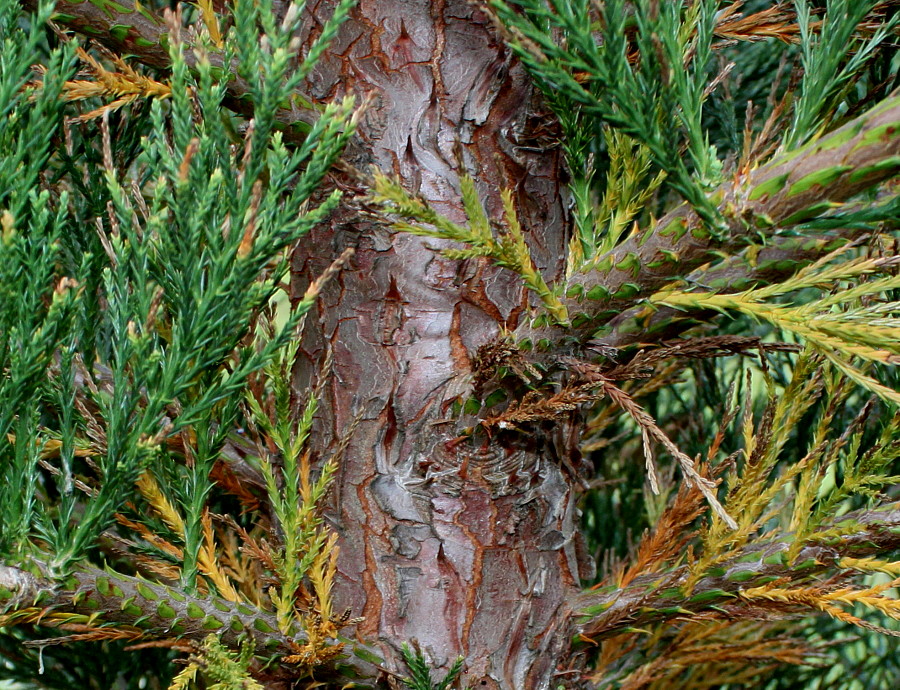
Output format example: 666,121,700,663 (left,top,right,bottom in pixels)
298,247,356,306
604,382,735,528
582,338,789,459
25,625,145,647
209,456,263,512
714,3,808,44
114,512,184,562
740,578,900,637
492,360,734,524
223,514,278,574
472,336,542,395
706,383,742,463
482,383,603,429
125,639,194,652
611,620,822,690
214,522,265,605
36,457,96,497
102,534,185,584
32,34,171,123
604,336,799,381
714,0,898,46
198,508,242,602
0,608,144,646
582,361,684,452
594,632,641,685
739,62,793,172
616,472,708,587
